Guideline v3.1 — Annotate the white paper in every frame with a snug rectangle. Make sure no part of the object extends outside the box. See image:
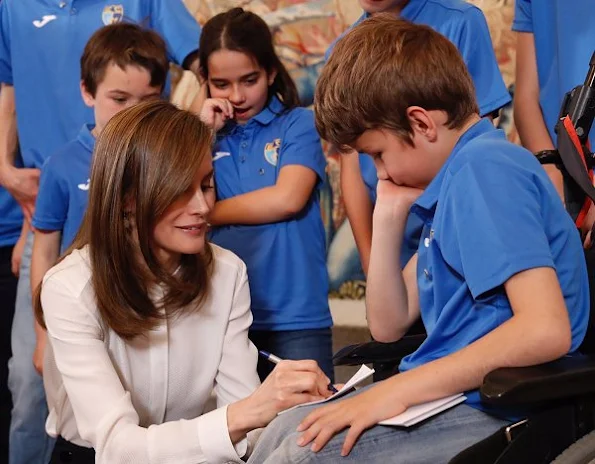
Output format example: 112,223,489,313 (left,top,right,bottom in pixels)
379,393,466,427
278,364,375,415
